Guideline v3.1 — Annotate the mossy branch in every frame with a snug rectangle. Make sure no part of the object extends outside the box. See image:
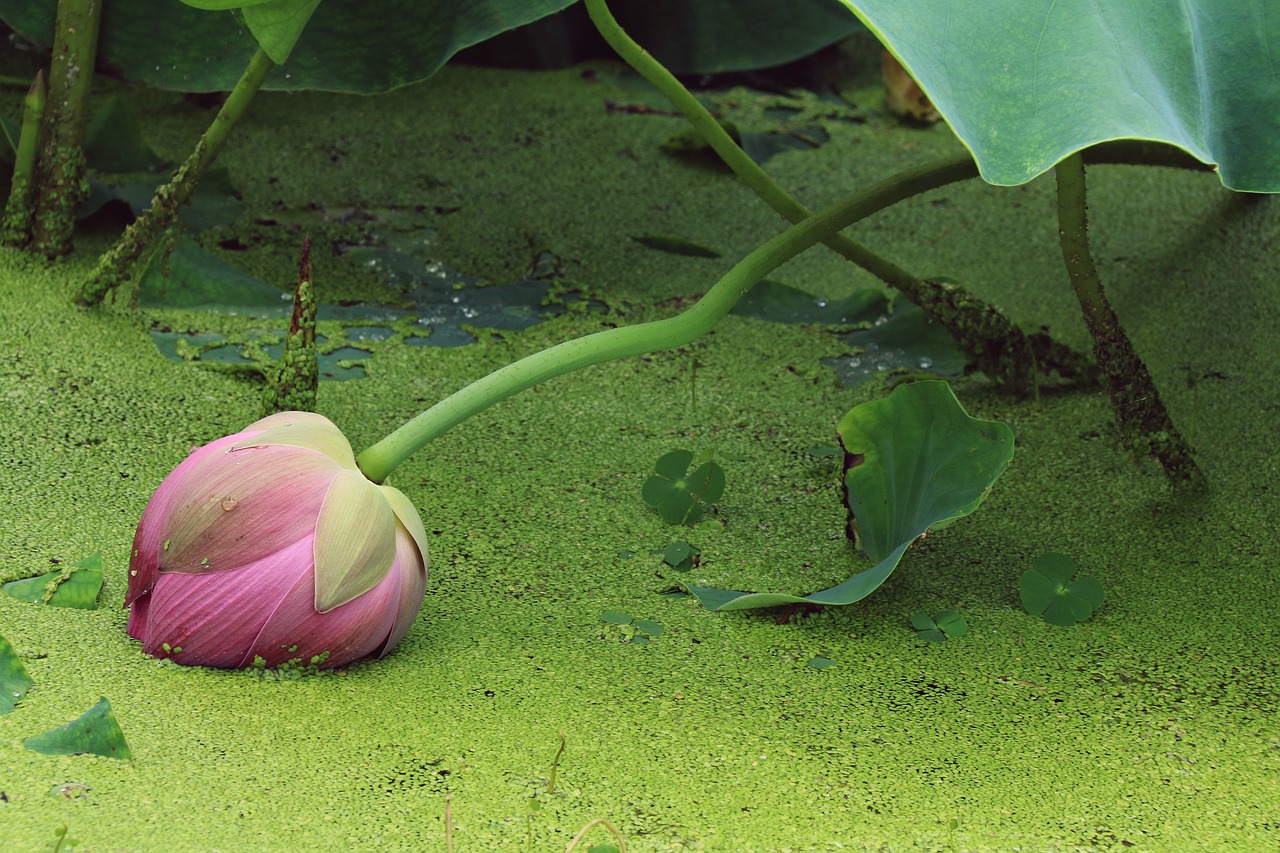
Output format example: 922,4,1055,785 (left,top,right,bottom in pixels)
1054,153,1199,483
2,71,47,248
30,0,101,257
262,237,319,416
74,47,276,307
